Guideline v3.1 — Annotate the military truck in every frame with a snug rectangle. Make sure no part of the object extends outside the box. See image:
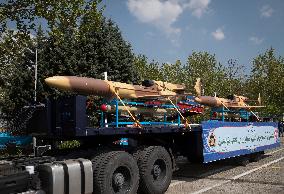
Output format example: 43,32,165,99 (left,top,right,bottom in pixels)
0,95,280,194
